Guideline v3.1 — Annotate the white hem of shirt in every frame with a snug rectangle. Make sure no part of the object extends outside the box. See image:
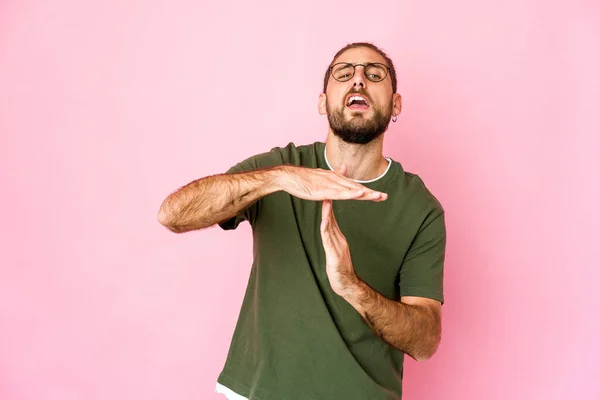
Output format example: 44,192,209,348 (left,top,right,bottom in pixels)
215,382,248,400
323,144,392,183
